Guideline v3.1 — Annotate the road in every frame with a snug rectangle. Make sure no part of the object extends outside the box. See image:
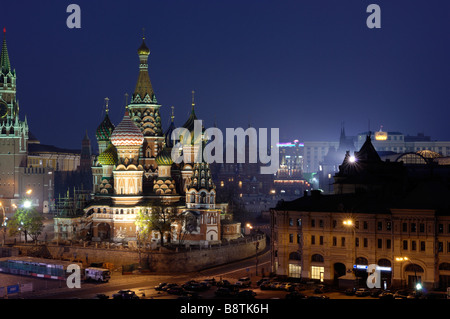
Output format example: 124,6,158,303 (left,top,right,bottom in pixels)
8,245,271,299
